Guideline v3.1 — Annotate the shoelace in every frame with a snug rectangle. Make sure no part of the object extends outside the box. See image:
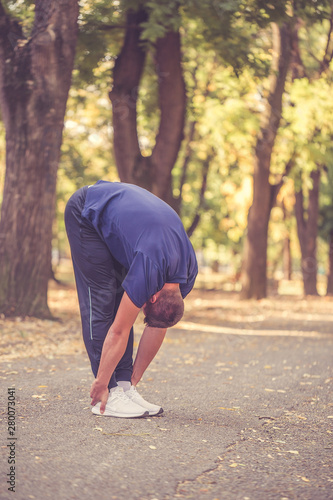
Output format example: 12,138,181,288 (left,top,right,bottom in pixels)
114,390,132,403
